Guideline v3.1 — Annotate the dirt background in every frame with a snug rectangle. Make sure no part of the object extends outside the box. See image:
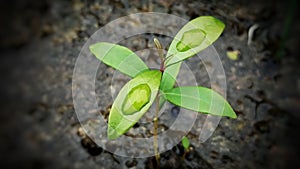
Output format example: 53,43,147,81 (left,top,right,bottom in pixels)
0,0,299,169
